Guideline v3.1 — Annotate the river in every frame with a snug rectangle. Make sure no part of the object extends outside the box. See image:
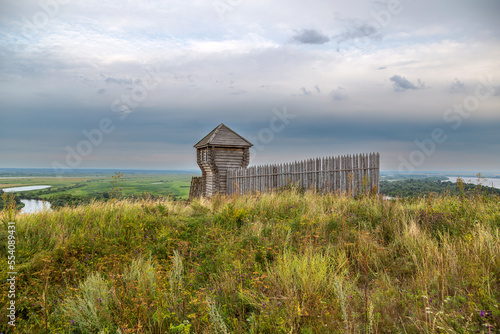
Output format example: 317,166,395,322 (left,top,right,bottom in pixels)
446,177,500,190
1,185,52,214
2,185,52,192
20,199,52,214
